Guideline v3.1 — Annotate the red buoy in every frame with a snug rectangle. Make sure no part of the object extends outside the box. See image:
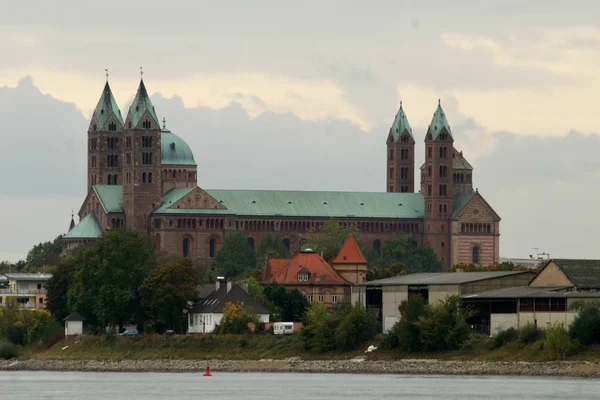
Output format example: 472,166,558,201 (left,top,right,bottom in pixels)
203,365,211,376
